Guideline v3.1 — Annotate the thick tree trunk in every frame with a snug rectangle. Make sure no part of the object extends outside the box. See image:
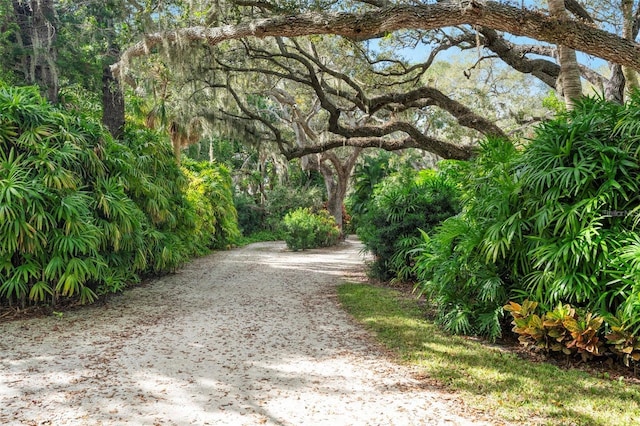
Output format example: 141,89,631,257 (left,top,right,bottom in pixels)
548,0,582,109
316,149,361,232
321,169,344,231
12,0,59,103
